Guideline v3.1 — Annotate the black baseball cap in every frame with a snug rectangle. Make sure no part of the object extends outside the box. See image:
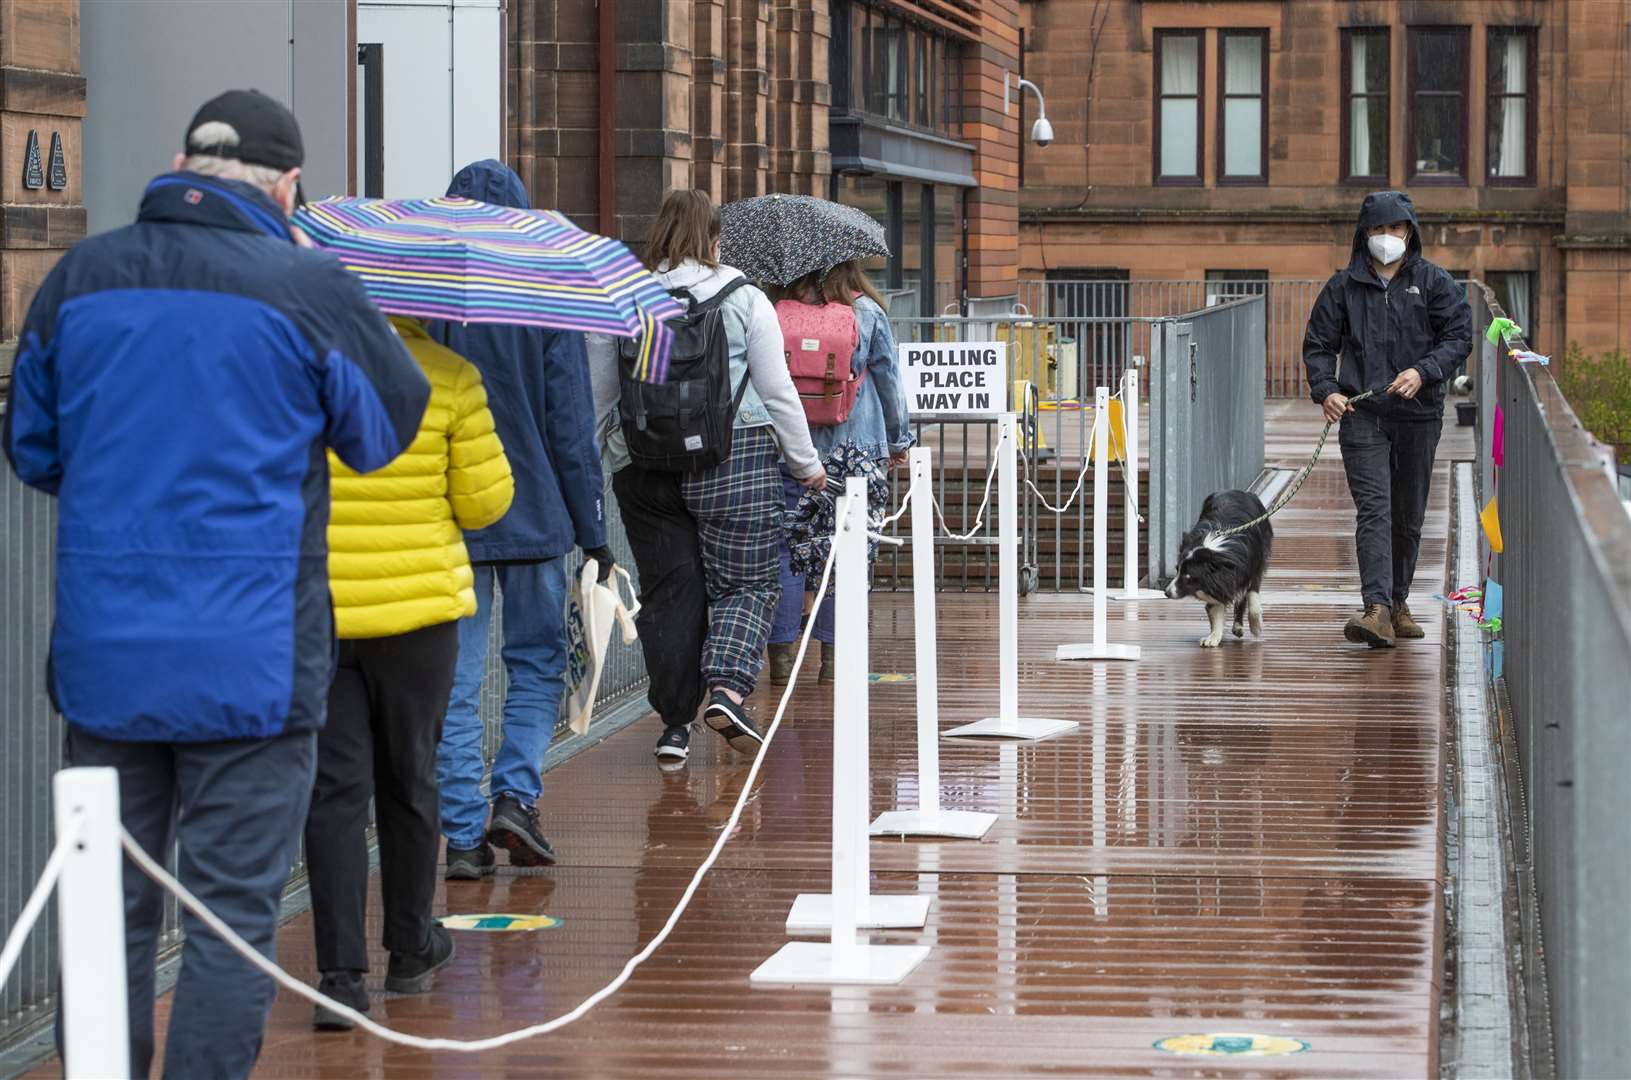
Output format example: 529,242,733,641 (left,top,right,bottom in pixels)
183,89,304,171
